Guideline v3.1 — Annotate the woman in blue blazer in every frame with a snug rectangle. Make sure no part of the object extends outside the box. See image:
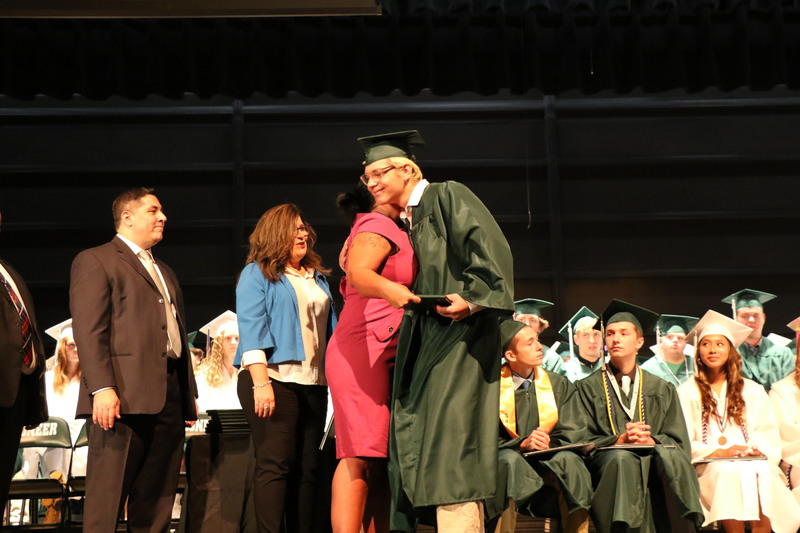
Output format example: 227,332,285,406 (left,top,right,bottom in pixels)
236,203,336,533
